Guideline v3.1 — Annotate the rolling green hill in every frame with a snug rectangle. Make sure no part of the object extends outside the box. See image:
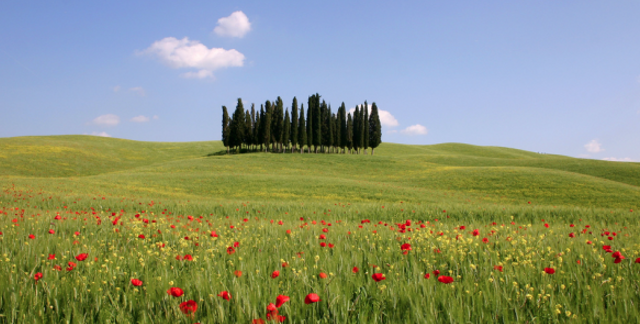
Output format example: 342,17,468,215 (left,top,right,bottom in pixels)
0,135,638,210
